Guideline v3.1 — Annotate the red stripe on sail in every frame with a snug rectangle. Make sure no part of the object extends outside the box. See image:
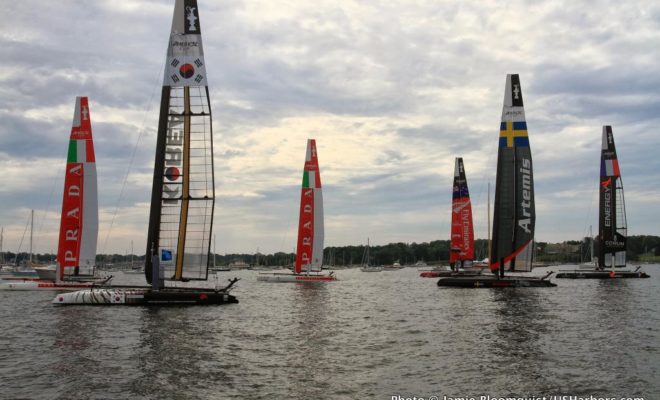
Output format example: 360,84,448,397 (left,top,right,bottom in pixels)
57,163,85,279
85,140,95,163
72,97,92,140
295,188,315,273
488,239,532,272
450,197,474,263
306,139,321,188
612,159,620,177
